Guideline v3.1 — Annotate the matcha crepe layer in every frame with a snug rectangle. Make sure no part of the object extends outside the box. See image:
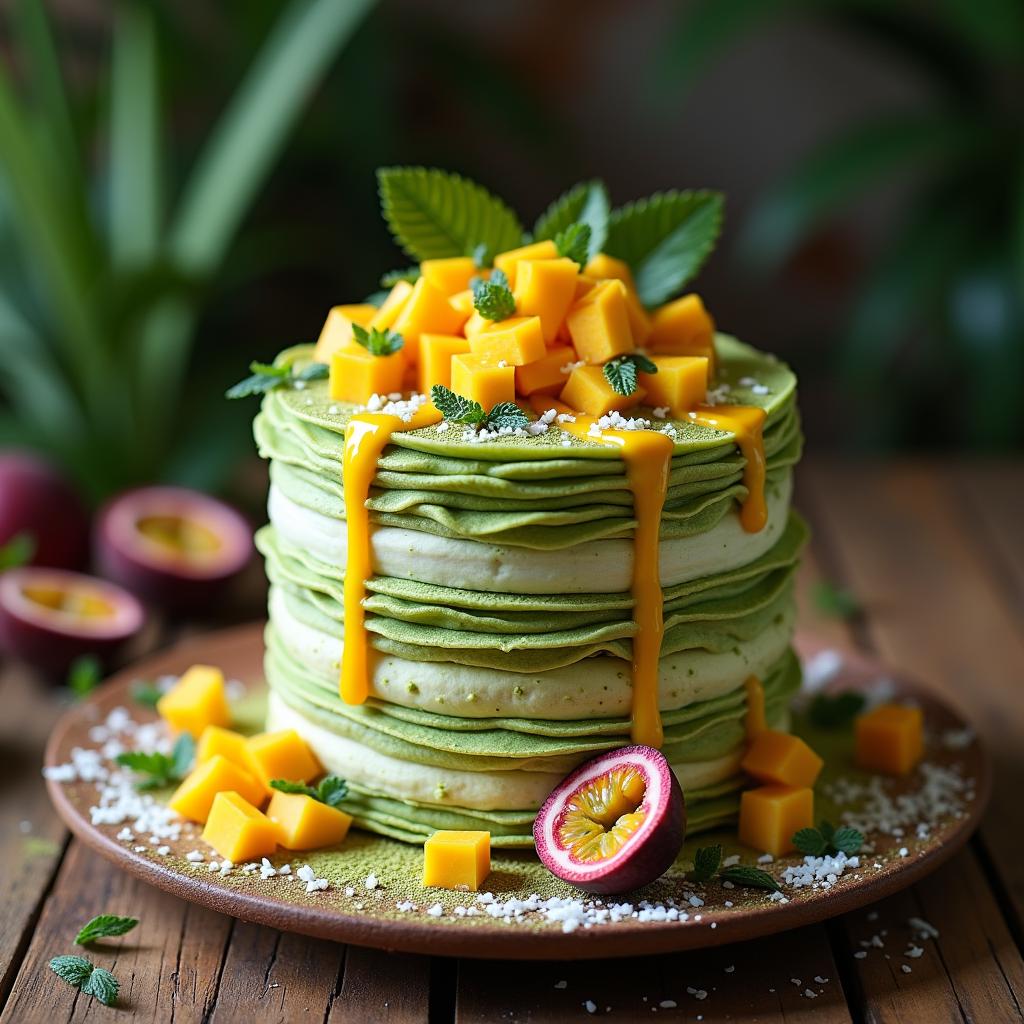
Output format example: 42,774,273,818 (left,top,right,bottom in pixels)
255,335,804,845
